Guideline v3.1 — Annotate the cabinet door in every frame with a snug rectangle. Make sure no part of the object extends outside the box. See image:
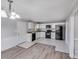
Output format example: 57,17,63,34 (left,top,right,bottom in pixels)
51,32,55,39
27,22,34,30
40,32,45,38
26,34,32,42
40,24,45,29
36,32,40,39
